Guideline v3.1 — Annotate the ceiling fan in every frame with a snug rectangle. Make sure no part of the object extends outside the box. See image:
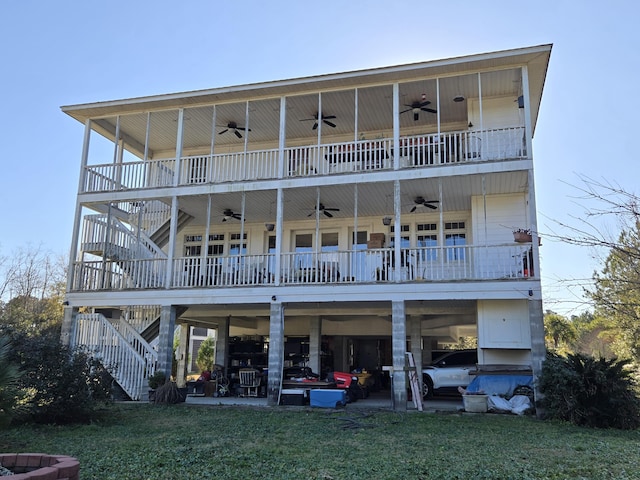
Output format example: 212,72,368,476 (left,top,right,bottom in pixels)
410,196,439,212
307,203,340,218
218,121,251,138
300,113,337,130
221,209,242,222
401,99,437,121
